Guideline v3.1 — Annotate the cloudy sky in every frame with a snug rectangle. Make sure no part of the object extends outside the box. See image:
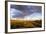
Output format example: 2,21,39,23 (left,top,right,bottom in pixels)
10,5,42,20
